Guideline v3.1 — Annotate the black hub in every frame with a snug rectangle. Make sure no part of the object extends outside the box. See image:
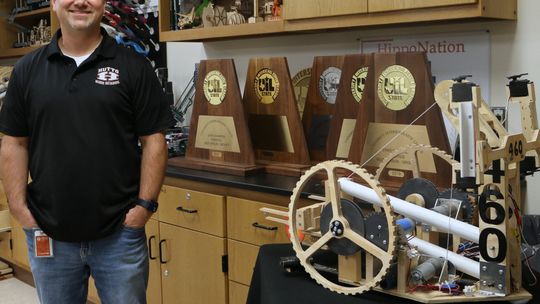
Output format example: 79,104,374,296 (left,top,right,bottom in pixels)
329,220,344,237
